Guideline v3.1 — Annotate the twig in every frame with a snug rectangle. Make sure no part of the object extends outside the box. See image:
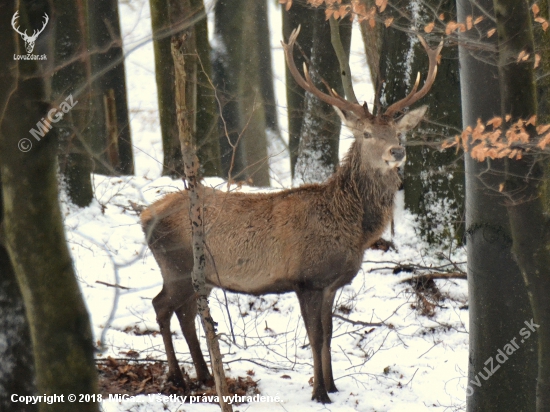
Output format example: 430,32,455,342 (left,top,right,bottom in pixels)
95,280,131,290
333,313,383,327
